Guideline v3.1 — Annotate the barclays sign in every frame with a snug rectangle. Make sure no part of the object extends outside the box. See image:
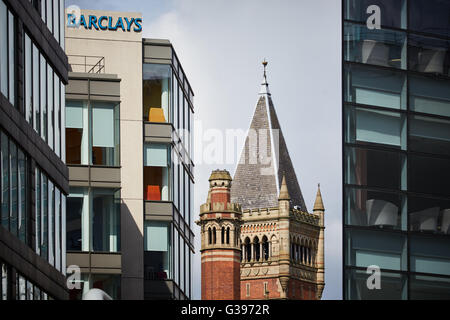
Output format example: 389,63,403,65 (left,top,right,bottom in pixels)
67,5,142,32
